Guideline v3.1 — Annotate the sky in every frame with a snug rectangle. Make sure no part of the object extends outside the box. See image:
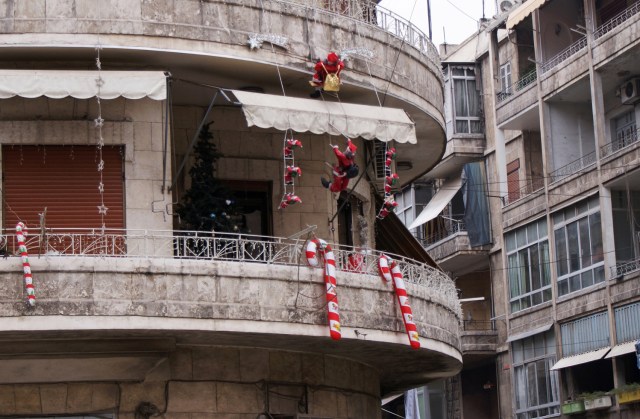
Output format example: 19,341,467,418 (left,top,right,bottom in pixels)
379,0,500,48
